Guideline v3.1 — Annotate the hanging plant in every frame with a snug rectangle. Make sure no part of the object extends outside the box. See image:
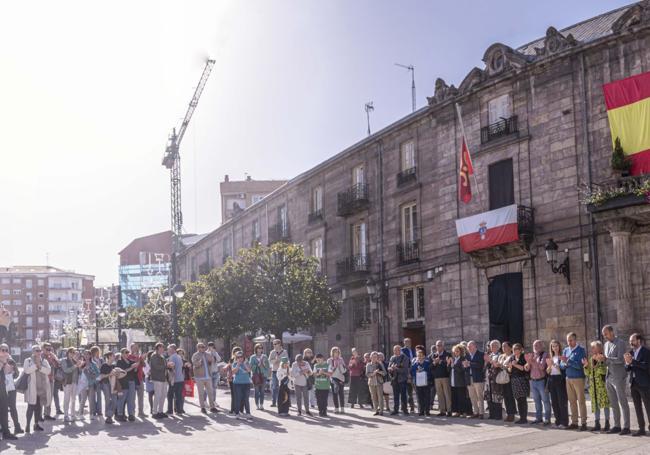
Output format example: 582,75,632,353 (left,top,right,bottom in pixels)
611,137,632,172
